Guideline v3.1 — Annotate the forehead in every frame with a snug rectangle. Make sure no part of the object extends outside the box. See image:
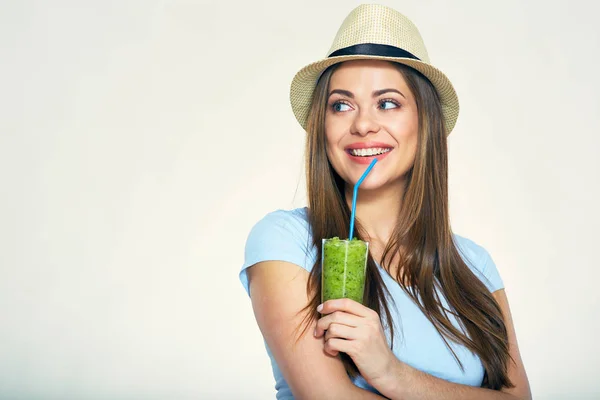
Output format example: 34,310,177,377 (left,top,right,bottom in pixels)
329,60,409,90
